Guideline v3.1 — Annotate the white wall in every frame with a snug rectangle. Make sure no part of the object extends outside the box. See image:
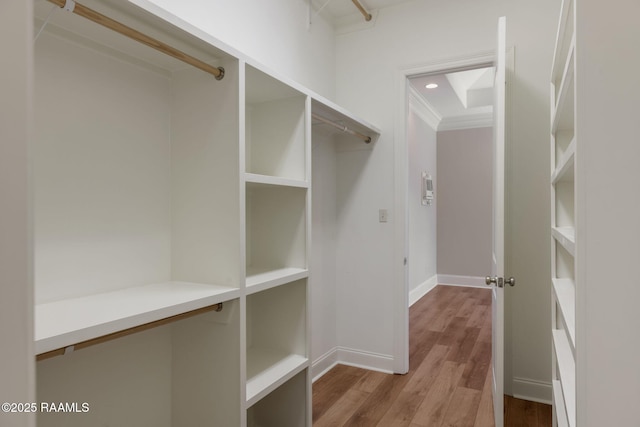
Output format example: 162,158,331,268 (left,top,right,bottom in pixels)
334,0,558,399
437,127,492,279
576,1,640,424
310,133,338,376
407,99,437,302
143,0,335,99
0,1,35,426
